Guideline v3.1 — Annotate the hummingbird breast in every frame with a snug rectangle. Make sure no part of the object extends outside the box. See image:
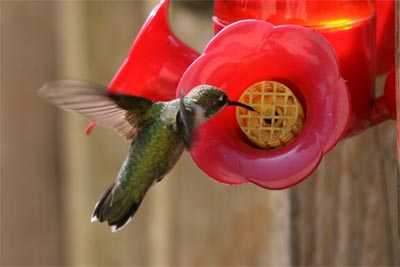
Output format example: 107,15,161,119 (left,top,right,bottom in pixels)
117,102,184,202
